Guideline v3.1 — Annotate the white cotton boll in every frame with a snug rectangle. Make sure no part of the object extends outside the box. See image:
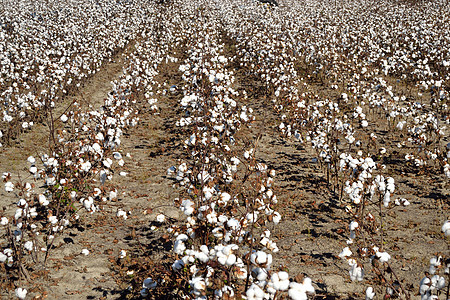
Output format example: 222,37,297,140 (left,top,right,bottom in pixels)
195,251,209,263
83,197,94,211
420,277,431,295
247,283,266,299
220,192,231,204
227,218,240,230
119,250,127,259
5,182,14,192
288,282,308,300
80,161,91,172
1,217,8,225
190,277,205,296
225,254,237,266
361,120,368,127
376,251,391,263
15,287,27,299
48,216,58,225
302,277,315,294
350,264,364,281
442,220,450,236
103,158,112,168
15,209,23,220
339,247,352,259
156,214,165,223
436,276,445,289
96,132,104,141
17,199,27,207
386,177,395,192
383,191,391,207
27,156,35,164
117,209,127,220
366,287,375,299
272,212,281,224
39,194,49,206
271,272,289,291
81,249,90,256
350,221,358,231
24,241,33,251
181,199,194,215
60,114,68,123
